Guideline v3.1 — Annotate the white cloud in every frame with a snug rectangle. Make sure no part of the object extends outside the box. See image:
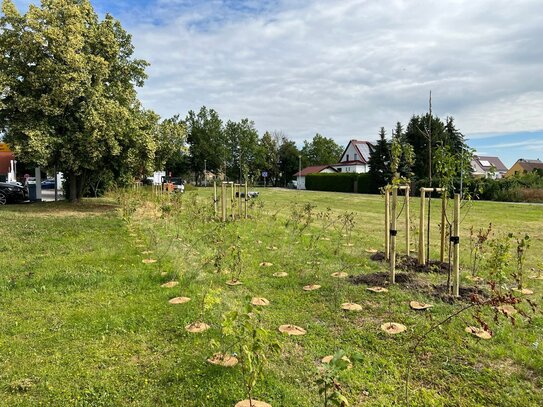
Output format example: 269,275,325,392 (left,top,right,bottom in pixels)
13,0,543,149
